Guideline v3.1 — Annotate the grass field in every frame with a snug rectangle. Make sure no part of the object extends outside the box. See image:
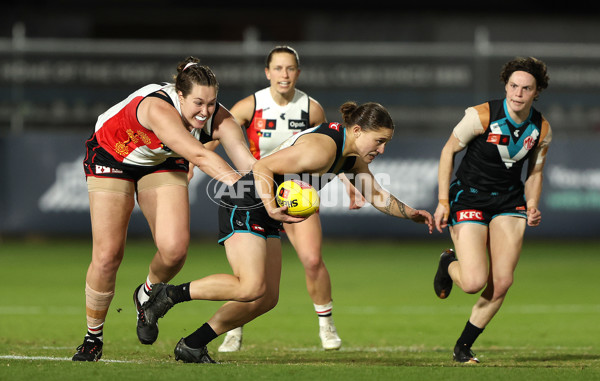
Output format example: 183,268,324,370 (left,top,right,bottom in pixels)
0,236,599,380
